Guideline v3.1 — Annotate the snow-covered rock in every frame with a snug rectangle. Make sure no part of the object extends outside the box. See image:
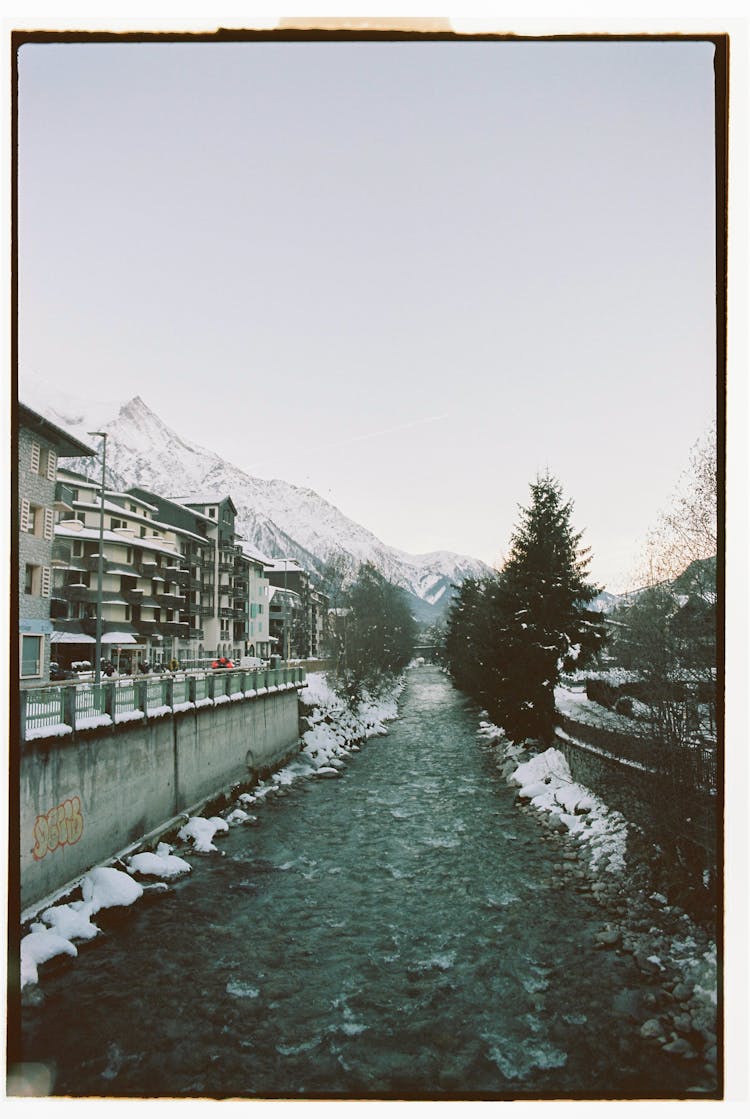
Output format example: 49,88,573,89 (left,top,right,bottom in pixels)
127,843,192,879
80,866,144,913
177,816,227,853
20,928,78,988
40,902,100,942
